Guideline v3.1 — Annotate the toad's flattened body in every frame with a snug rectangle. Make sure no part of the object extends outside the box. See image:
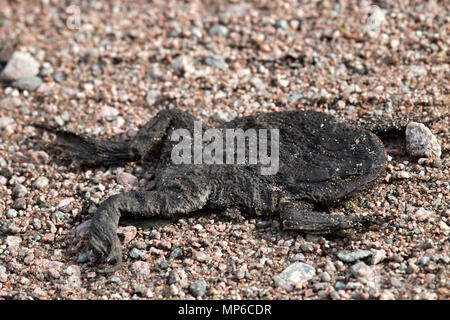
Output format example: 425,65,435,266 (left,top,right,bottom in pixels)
36,109,394,271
